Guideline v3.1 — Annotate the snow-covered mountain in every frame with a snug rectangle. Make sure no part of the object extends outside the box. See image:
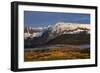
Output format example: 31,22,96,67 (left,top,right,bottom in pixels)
24,27,44,39
42,22,90,40
24,22,90,48
24,22,90,39
49,22,90,34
